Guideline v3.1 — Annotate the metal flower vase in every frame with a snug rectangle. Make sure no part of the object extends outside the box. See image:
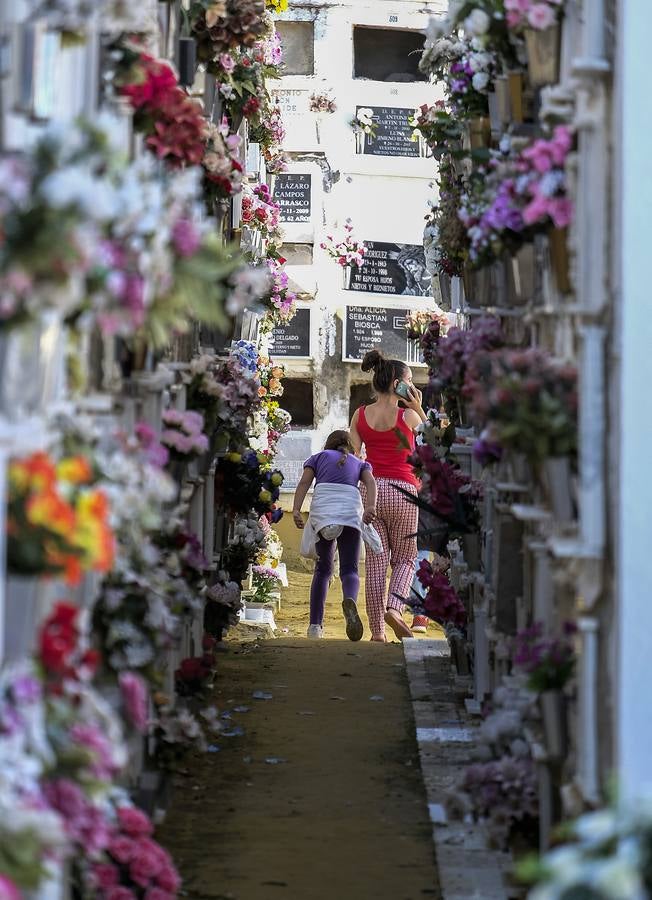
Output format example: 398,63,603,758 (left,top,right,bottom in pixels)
525,24,561,88
342,264,354,290
540,689,568,760
505,244,535,306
